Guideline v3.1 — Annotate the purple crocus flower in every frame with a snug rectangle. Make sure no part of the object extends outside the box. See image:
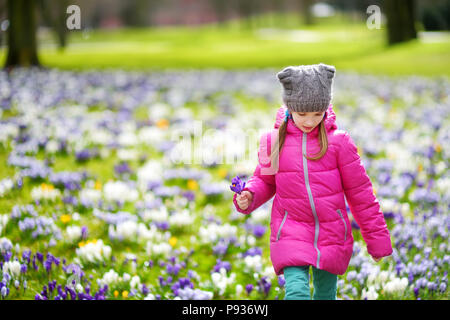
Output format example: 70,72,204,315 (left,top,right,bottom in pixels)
278,276,286,288
22,249,31,263
141,284,150,295
81,226,88,239
182,191,195,202
114,161,132,176
32,255,39,271
351,220,360,230
213,242,228,256
257,277,271,296
158,276,166,287
230,176,246,194
75,149,91,162
213,259,231,273
44,259,52,273
245,284,254,295
243,247,262,257
253,225,266,238
3,251,12,262
155,221,169,230
36,252,44,263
